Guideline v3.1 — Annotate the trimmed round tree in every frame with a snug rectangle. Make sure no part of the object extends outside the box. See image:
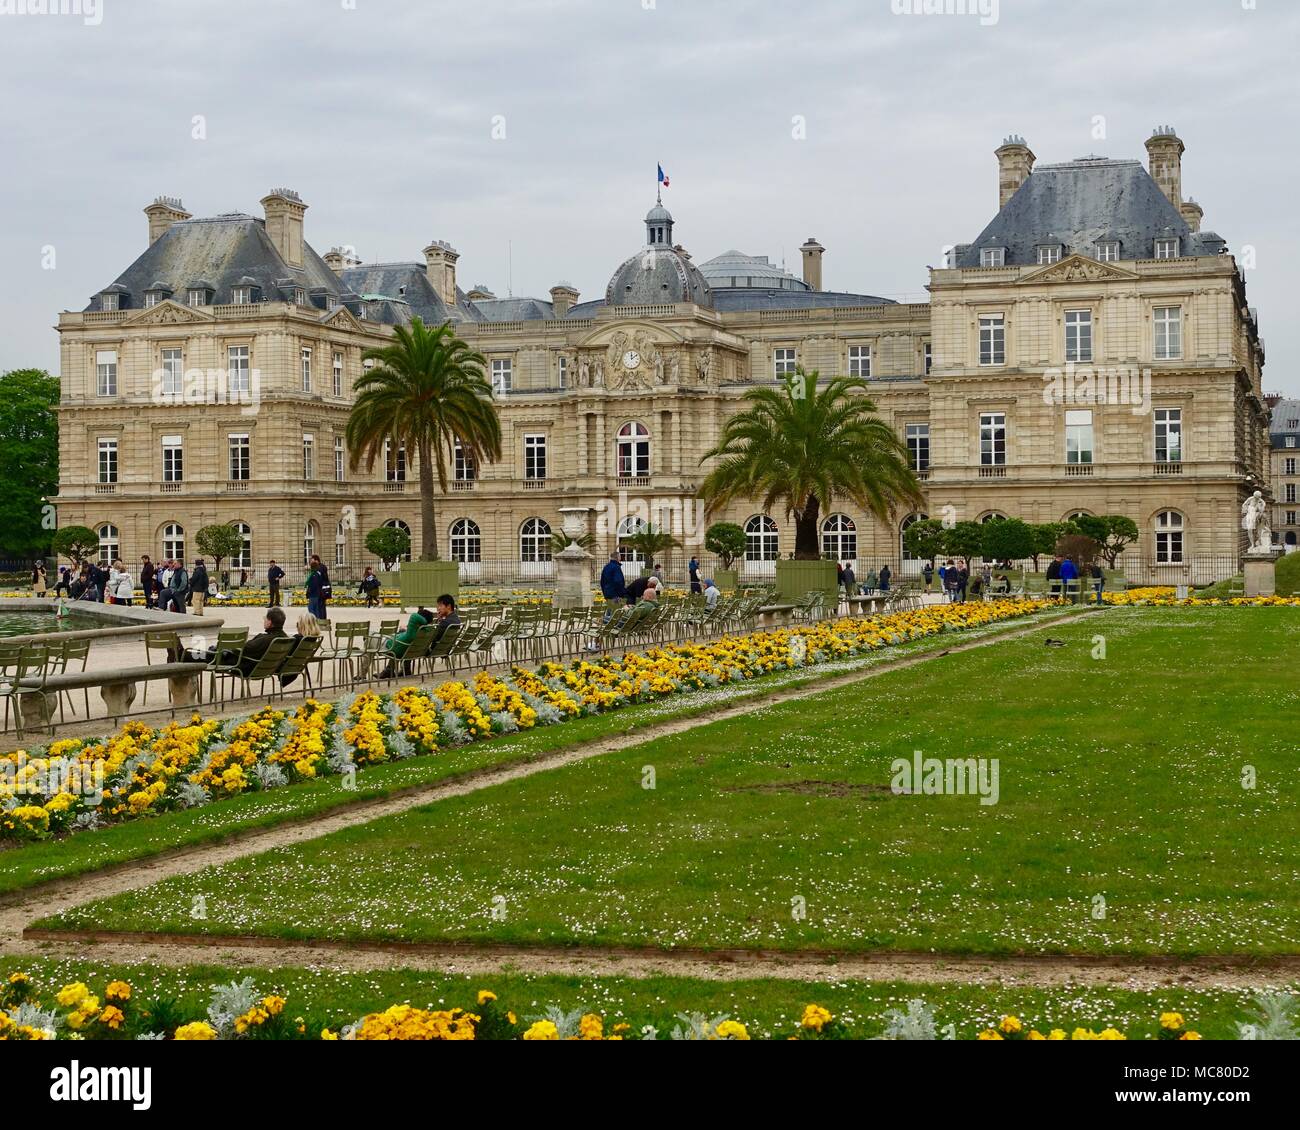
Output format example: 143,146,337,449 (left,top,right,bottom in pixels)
902,518,948,567
704,521,746,570
51,525,99,568
195,523,246,580
365,524,411,571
